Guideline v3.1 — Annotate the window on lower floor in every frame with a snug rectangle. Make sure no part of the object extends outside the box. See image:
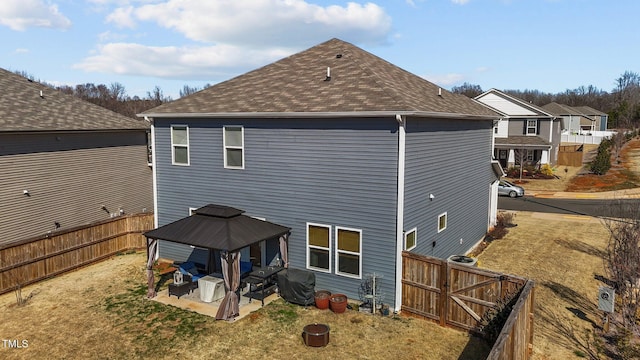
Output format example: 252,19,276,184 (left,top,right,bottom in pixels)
307,223,331,272
336,227,362,278
438,212,447,233
404,228,417,251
